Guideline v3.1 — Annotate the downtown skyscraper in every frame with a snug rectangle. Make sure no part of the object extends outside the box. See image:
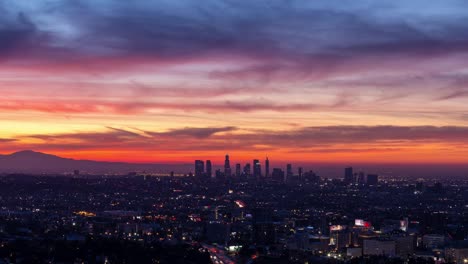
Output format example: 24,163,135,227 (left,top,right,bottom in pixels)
224,154,231,177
